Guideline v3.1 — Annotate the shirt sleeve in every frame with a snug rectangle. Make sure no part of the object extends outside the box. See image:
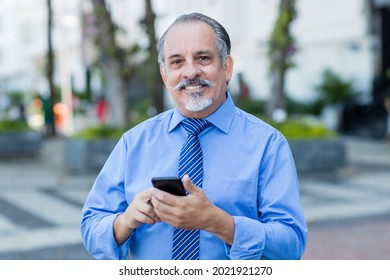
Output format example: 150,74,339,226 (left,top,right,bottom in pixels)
225,134,308,260
80,136,131,260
